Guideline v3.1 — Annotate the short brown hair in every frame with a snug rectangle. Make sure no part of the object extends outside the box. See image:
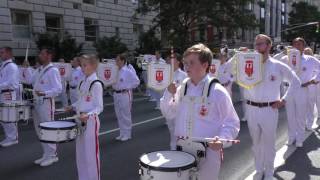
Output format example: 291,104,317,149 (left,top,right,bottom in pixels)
183,43,213,65
292,37,306,46
255,34,273,46
117,53,127,64
1,46,12,53
80,54,99,69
